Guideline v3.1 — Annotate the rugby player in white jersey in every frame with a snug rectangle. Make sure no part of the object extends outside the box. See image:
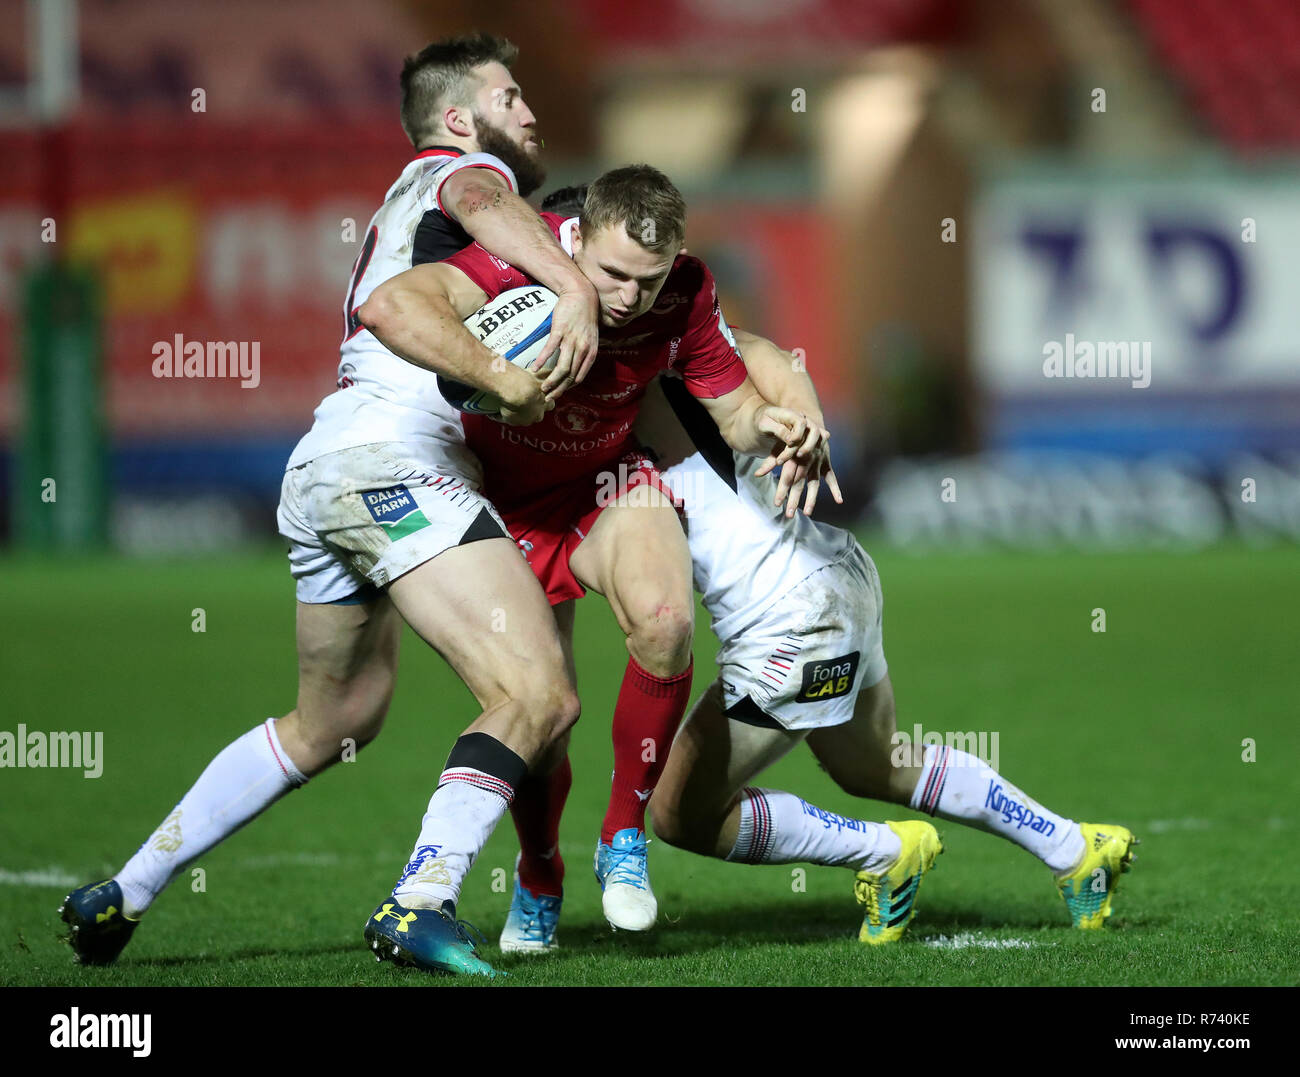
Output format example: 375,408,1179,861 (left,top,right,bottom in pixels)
497,188,1139,950
641,337,1137,942
60,34,596,980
